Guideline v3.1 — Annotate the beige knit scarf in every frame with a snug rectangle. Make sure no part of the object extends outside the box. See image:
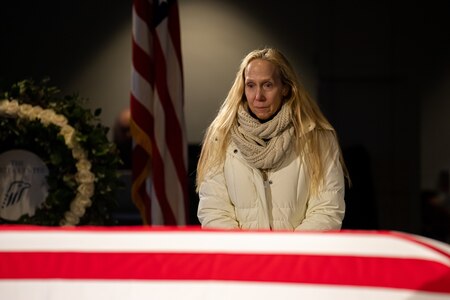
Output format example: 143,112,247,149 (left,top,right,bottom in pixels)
230,103,294,170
